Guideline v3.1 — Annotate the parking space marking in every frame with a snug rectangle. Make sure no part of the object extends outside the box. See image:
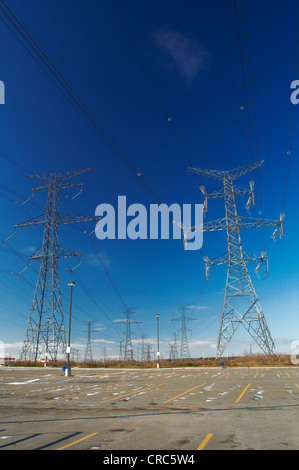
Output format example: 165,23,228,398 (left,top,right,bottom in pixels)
235,383,251,403
56,432,98,450
100,382,166,403
218,372,231,379
163,383,207,404
197,433,213,450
